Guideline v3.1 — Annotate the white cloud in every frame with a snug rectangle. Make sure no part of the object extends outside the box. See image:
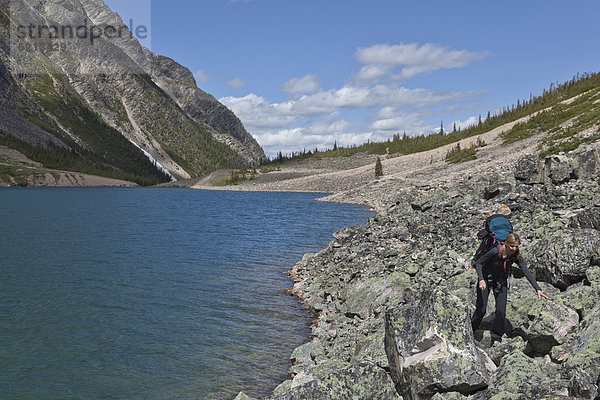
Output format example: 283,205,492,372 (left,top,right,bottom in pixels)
220,42,490,158
221,85,464,132
220,93,299,130
194,70,210,84
369,115,423,132
355,43,490,82
227,78,246,88
303,119,352,135
367,107,432,135
252,126,374,157
354,64,393,84
450,116,479,131
281,74,321,95
283,85,465,118
221,84,473,158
